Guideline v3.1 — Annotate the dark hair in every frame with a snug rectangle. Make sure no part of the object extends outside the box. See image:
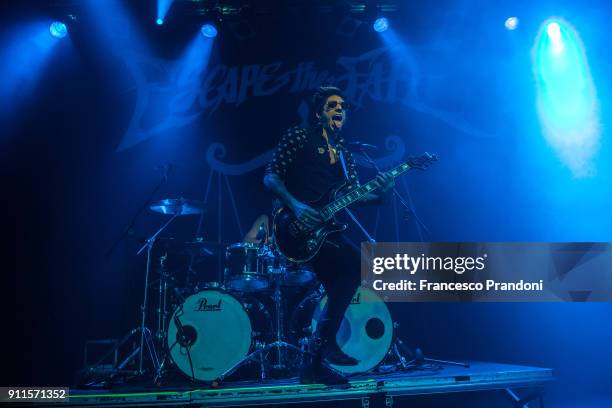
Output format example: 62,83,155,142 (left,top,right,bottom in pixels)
310,86,345,125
